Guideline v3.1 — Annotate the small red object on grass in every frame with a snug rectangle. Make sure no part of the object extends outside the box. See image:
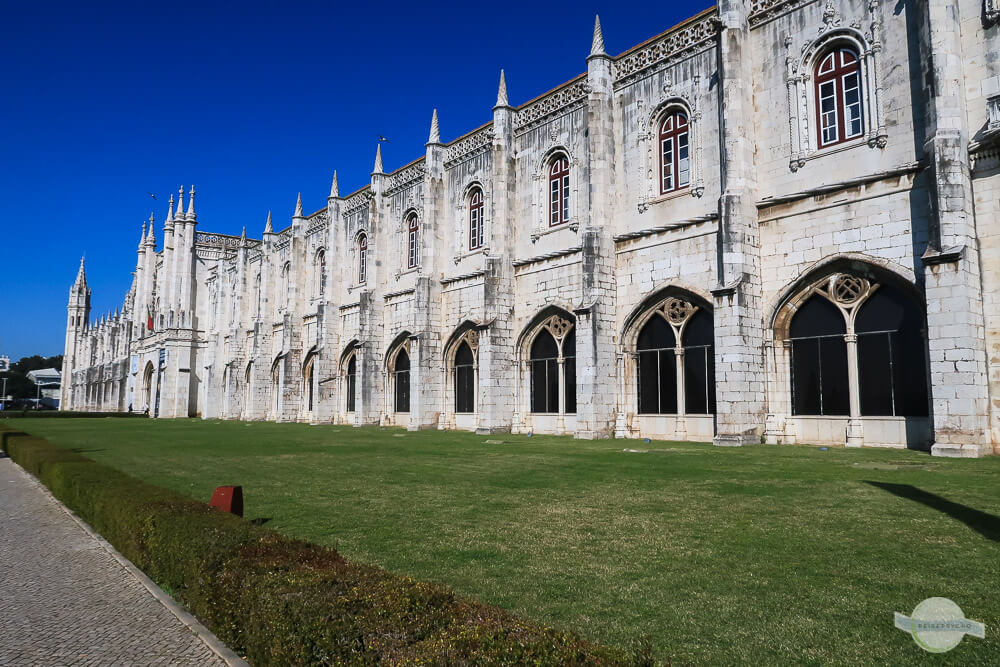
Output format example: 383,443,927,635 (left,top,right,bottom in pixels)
209,485,243,517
